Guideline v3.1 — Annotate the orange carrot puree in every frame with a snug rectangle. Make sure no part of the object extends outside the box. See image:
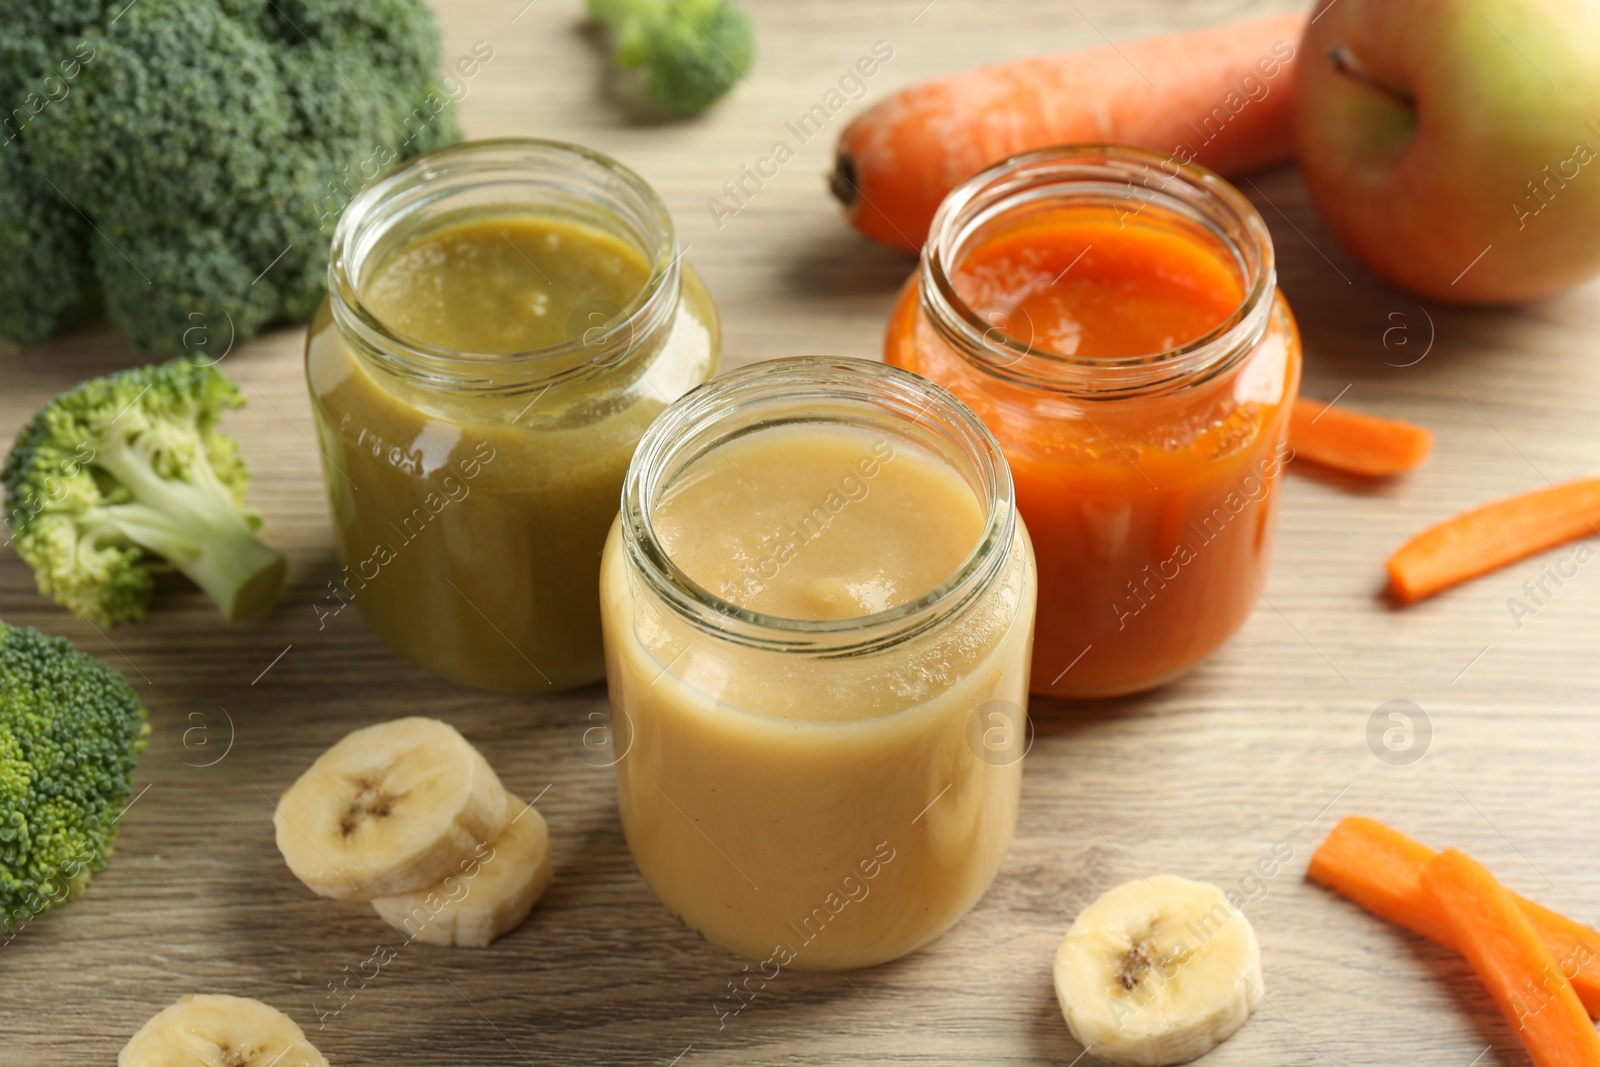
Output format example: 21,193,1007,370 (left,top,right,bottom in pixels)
949,214,1244,358
887,204,1300,697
